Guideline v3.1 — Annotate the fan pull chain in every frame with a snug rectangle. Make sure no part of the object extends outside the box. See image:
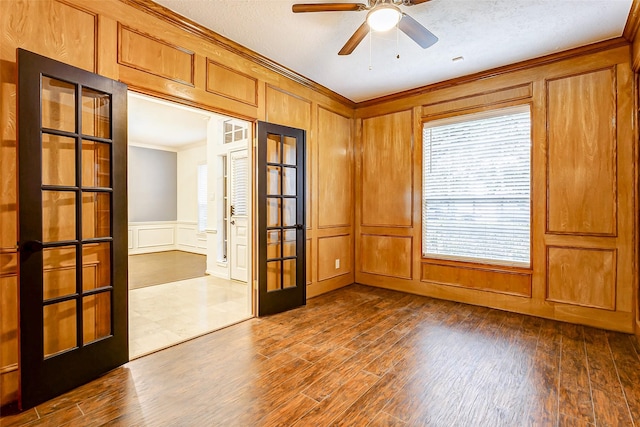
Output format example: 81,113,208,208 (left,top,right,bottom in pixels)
396,24,400,59
369,27,373,70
